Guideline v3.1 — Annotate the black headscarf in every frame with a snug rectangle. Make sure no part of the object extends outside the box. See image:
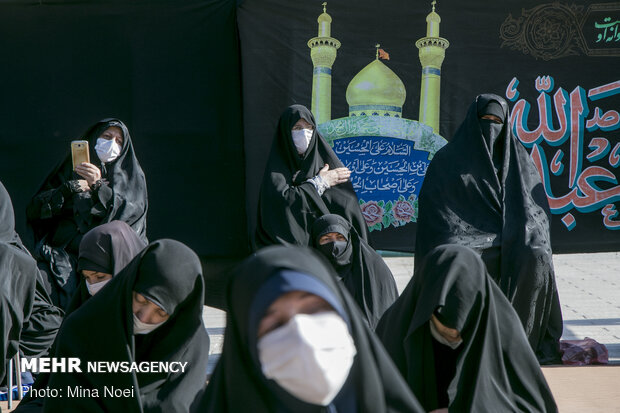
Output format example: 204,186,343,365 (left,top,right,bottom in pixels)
44,240,209,413
0,181,37,383
376,244,558,412
64,220,147,315
414,94,563,363
194,245,423,413
0,181,62,371
311,214,398,330
254,105,369,249
26,118,148,309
